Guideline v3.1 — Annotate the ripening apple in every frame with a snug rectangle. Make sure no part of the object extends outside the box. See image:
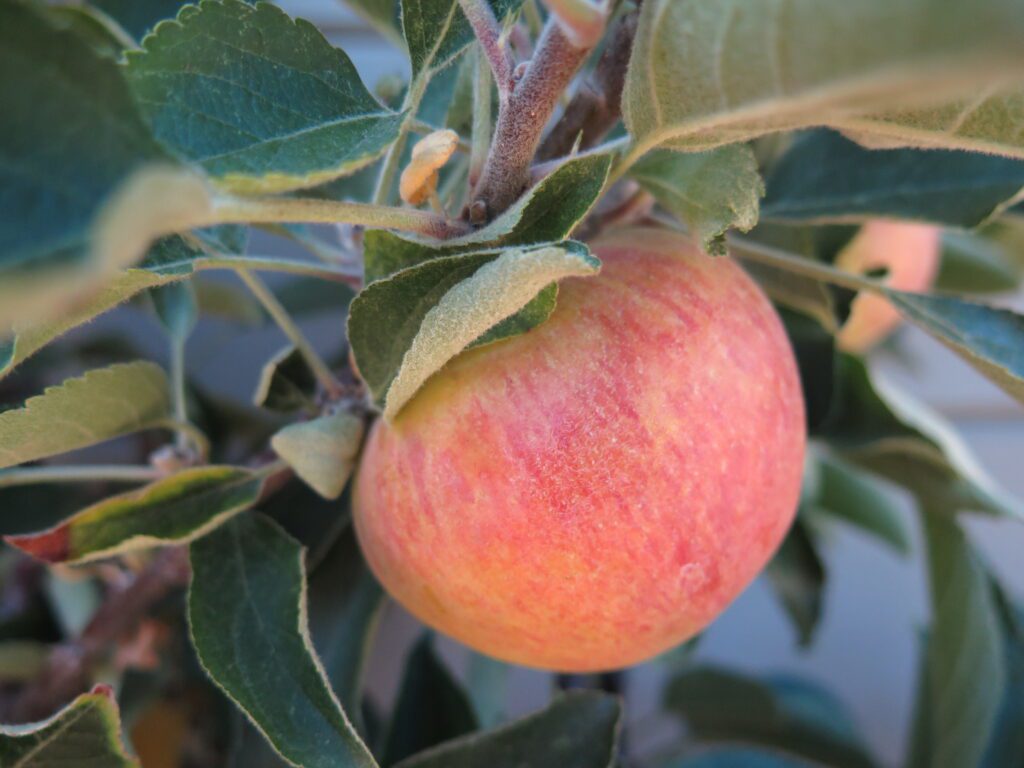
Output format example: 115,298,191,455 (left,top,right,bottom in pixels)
353,228,806,672
836,221,942,353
